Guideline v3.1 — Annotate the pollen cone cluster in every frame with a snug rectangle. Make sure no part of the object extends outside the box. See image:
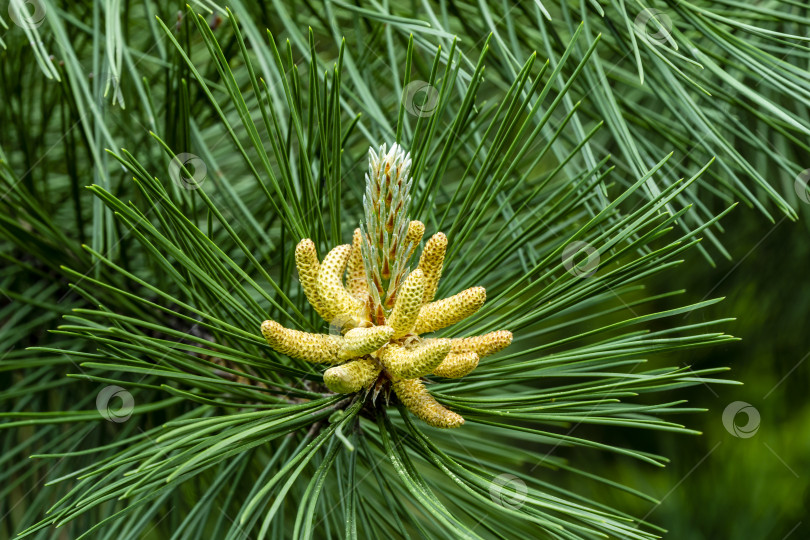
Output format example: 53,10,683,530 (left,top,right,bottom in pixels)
261,143,512,428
